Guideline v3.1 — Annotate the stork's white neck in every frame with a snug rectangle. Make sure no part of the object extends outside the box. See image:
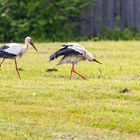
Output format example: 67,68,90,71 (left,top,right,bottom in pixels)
22,41,29,54
24,41,29,48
